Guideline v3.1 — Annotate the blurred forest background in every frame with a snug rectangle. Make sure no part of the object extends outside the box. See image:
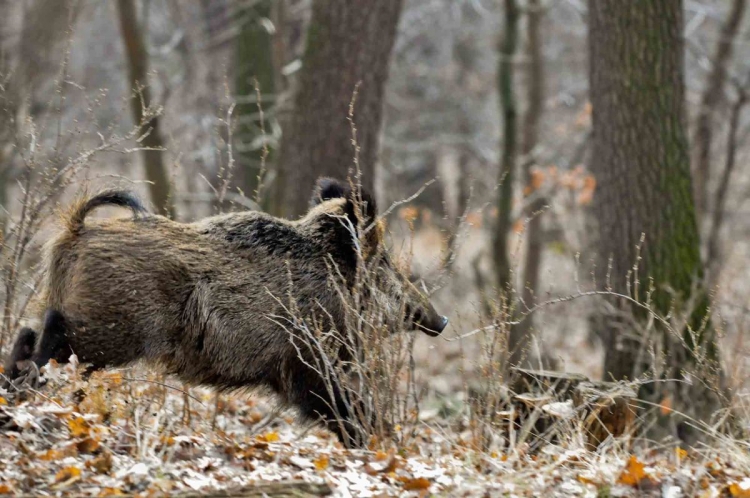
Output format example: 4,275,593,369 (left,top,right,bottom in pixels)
1,0,750,444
